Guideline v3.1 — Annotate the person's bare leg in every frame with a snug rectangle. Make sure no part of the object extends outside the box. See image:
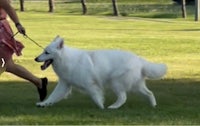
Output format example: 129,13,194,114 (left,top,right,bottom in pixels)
5,58,42,88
